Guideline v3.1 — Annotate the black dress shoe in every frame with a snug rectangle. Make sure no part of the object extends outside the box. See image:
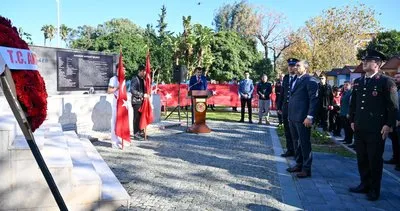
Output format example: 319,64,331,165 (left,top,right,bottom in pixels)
348,144,356,149
281,151,294,157
296,170,311,178
248,121,253,124
383,158,397,165
238,119,244,123
349,184,369,194
286,166,302,173
367,190,379,201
